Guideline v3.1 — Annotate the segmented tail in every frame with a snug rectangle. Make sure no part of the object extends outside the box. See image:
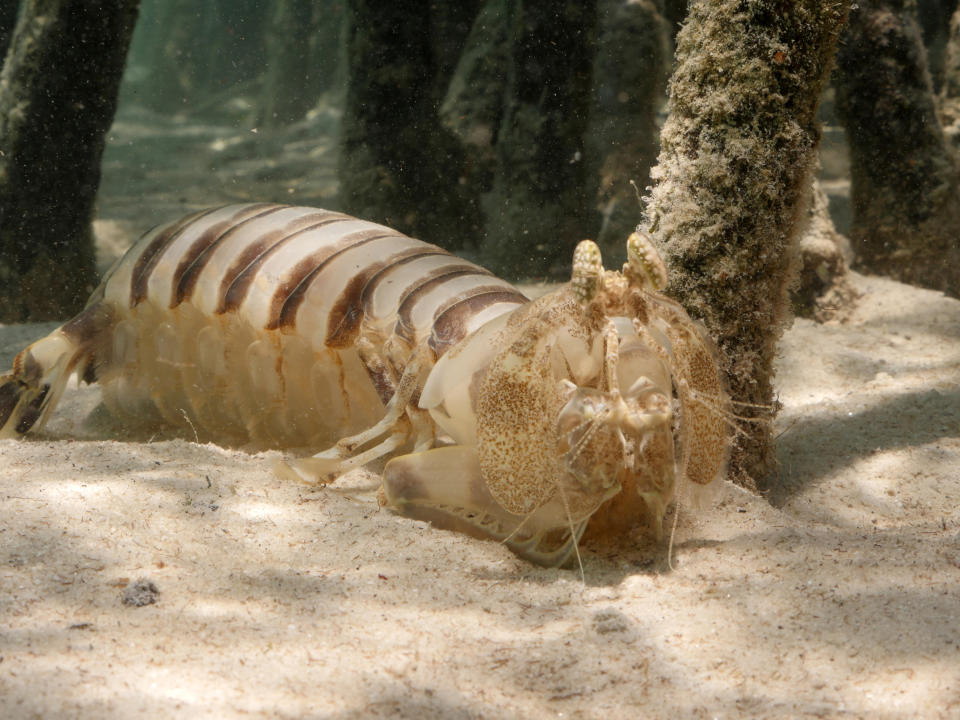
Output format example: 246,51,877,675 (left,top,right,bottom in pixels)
0,303,113,439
